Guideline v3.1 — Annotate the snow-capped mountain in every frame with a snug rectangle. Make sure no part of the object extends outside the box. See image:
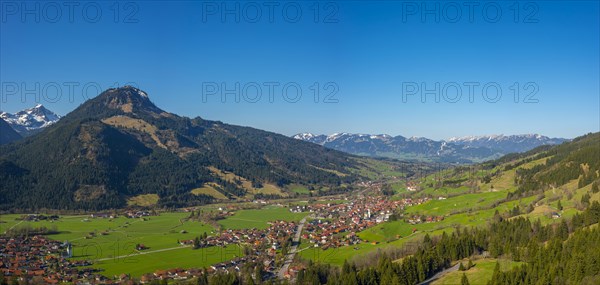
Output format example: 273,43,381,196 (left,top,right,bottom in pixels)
293,132,325,143
447,134,568,153
0,104,61,136
293,132,568,163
